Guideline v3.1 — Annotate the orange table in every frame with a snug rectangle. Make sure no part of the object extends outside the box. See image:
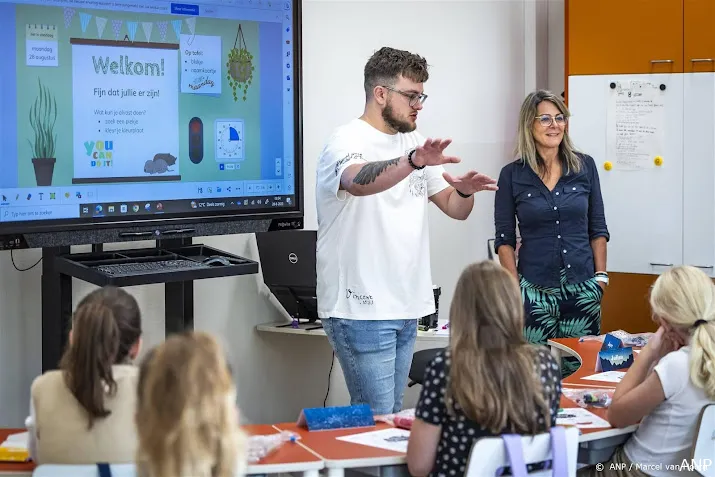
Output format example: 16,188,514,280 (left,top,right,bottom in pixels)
549,338,639,464
0,425,324,477
244,424,323,476
550,337,639,388
274,422,406,477
0,429,33,476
